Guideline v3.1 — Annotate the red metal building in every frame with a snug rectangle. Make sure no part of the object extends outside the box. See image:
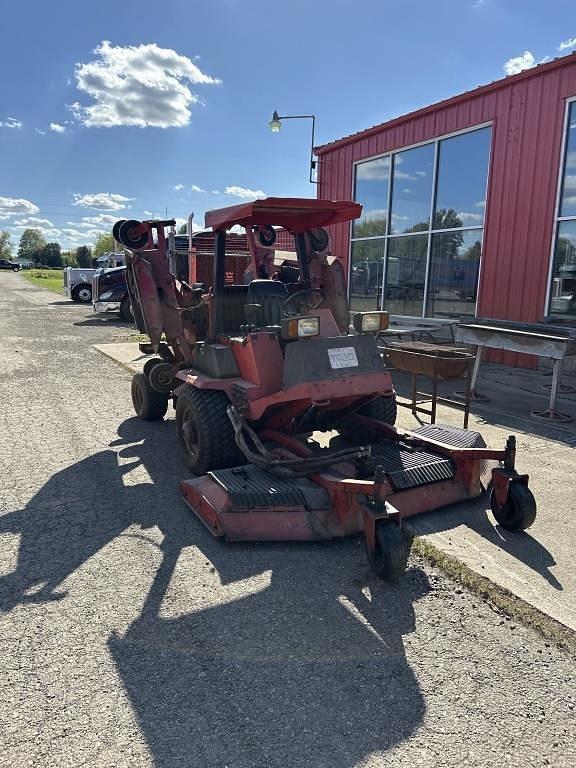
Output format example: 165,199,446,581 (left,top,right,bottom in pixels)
315,54,576,355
